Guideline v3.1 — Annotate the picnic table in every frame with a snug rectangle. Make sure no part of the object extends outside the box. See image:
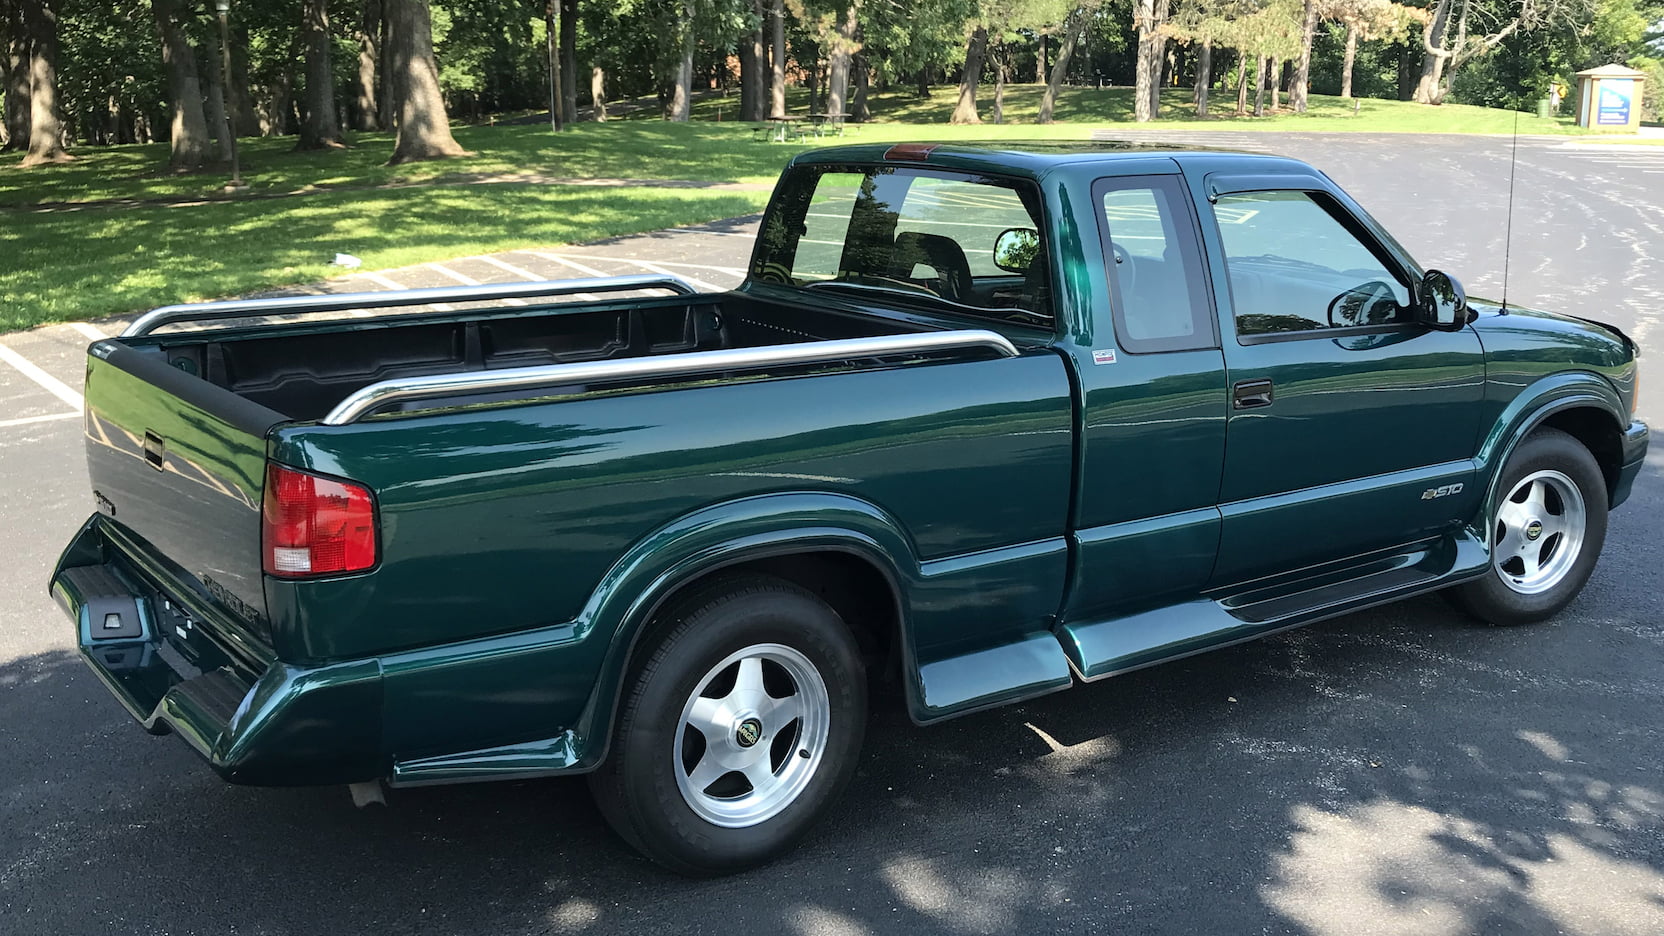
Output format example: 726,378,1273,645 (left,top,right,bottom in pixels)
809,113,849,137
757,114,810,143
753,113,853,143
